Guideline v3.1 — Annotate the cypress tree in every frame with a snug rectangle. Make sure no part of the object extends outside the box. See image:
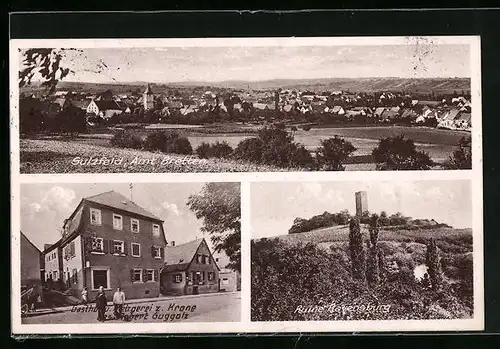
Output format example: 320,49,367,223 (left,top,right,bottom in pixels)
367,214,380,286
349,217,366,281
426,238,443,290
